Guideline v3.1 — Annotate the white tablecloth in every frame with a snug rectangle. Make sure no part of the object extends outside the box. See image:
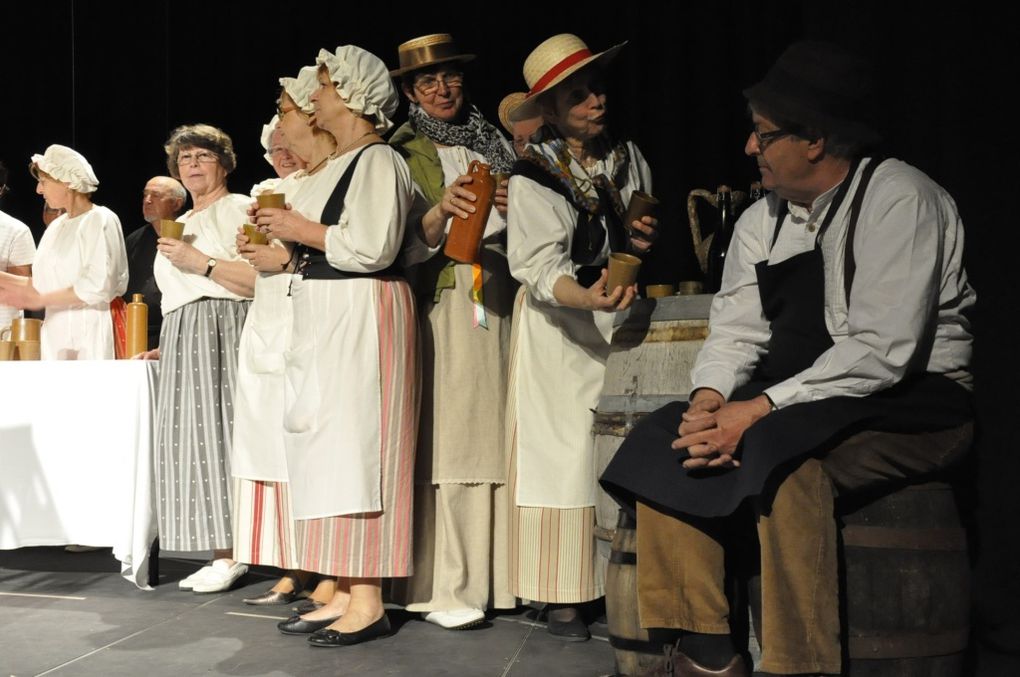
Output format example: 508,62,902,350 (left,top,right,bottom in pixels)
0,360,159,589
